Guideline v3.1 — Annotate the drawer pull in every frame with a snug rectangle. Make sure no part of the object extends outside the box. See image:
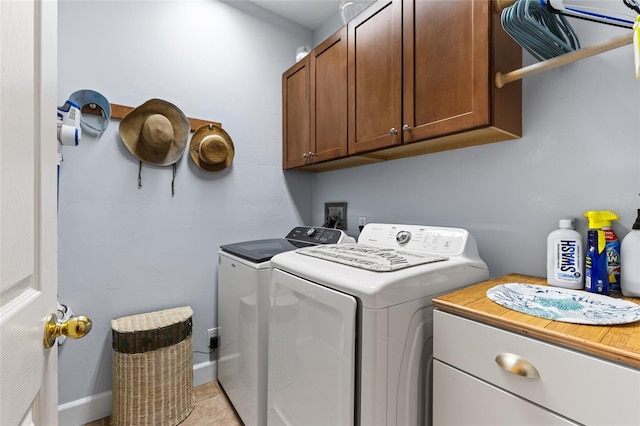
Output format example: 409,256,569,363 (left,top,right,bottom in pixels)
495,353,540,379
